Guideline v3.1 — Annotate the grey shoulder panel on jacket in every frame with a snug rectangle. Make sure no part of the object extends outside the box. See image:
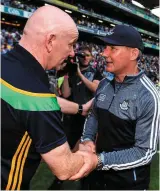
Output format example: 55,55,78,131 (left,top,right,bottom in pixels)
96,77,111,95
139,75,159,102
138,75,160,114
